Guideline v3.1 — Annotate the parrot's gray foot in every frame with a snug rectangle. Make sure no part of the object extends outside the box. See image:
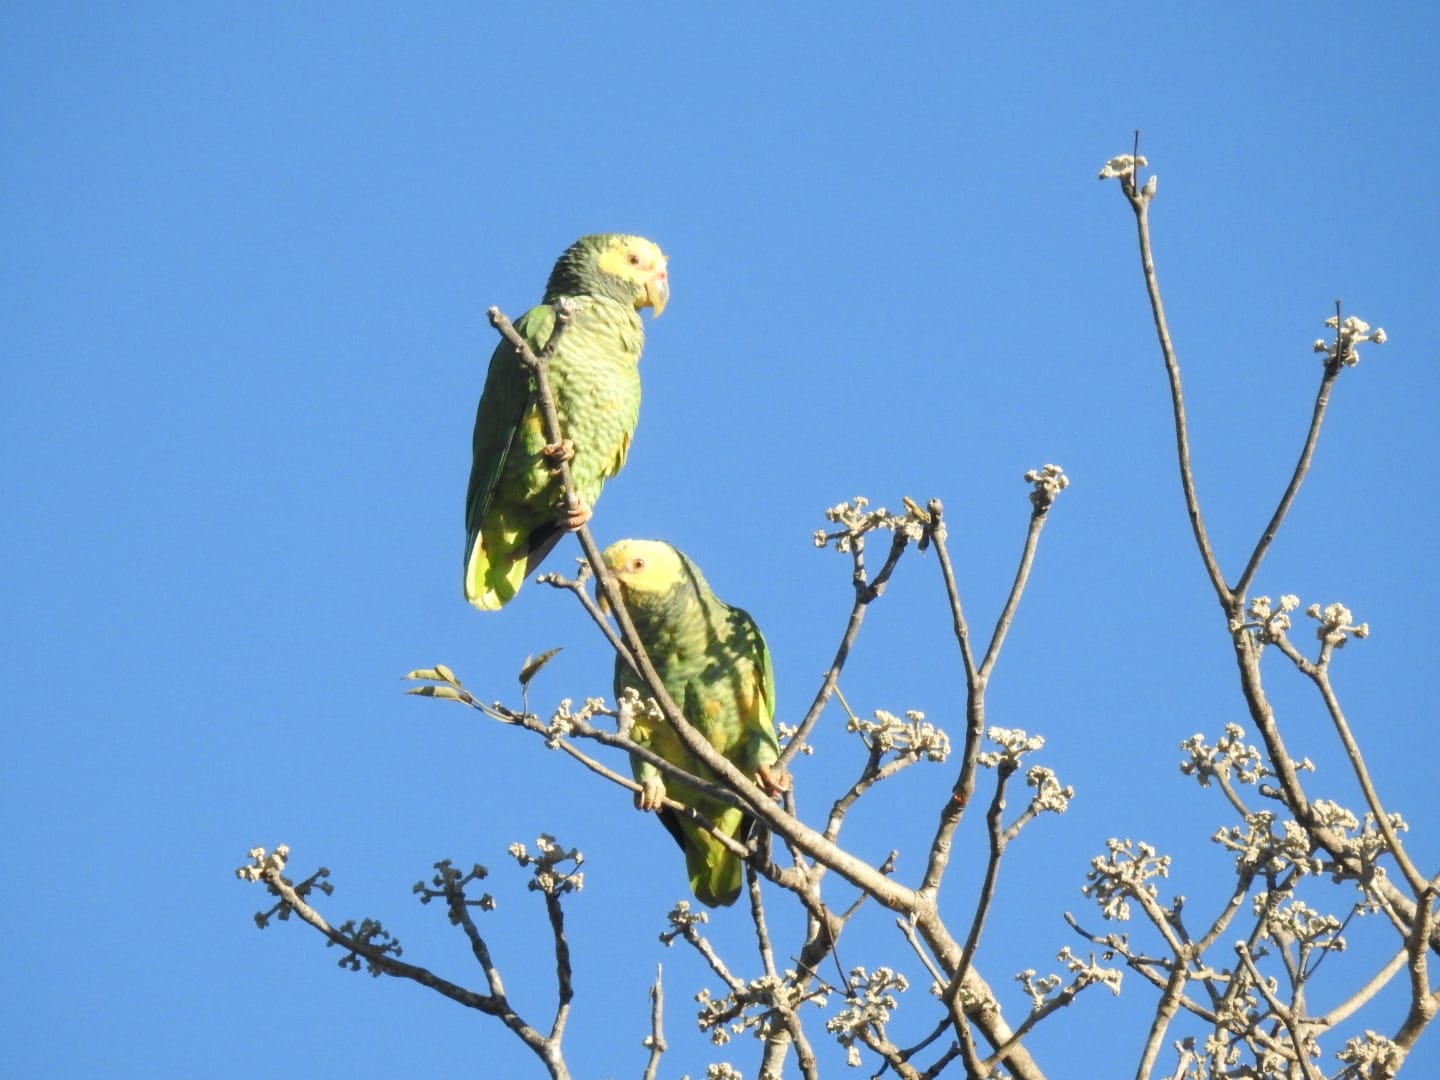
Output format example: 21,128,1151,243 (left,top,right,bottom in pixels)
756,763,791,796
542,438,577,465
635,776,667,812
560,498,593,531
